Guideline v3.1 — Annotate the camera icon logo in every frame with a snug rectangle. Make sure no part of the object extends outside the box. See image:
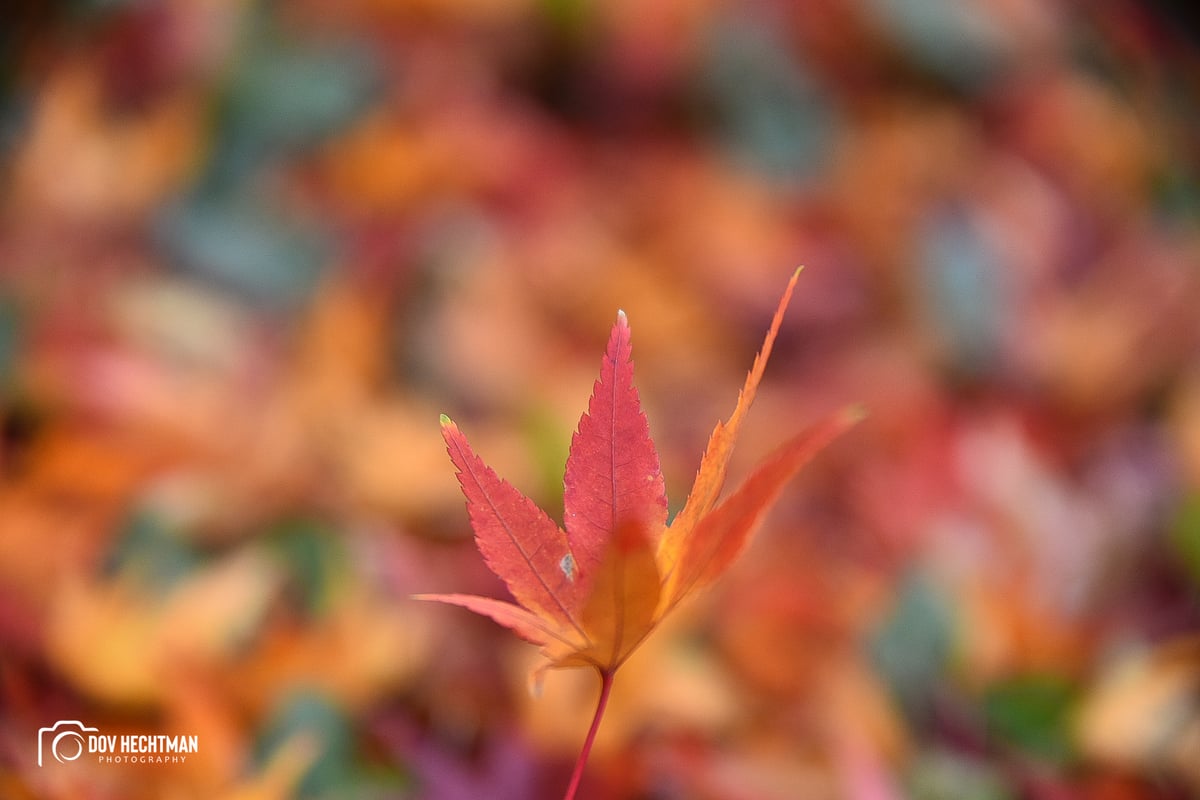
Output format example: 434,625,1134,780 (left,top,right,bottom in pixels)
37,721,98,766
